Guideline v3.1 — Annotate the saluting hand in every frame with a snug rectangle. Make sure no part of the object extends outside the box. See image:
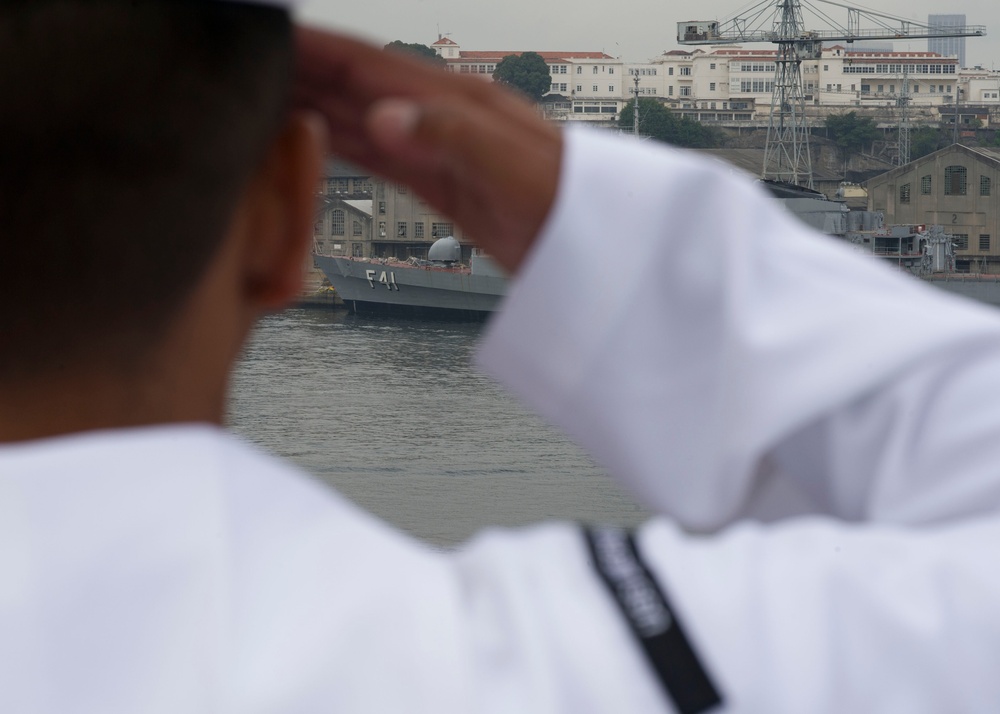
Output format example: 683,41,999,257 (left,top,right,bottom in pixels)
293,27,563,273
